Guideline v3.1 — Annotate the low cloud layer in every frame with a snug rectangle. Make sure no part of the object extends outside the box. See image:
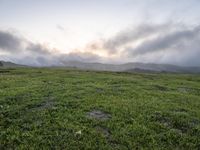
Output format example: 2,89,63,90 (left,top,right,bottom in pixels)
103,23,174,51
1,23,200,66
101,23,200,66
0,30,101,66
126,25,200,56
